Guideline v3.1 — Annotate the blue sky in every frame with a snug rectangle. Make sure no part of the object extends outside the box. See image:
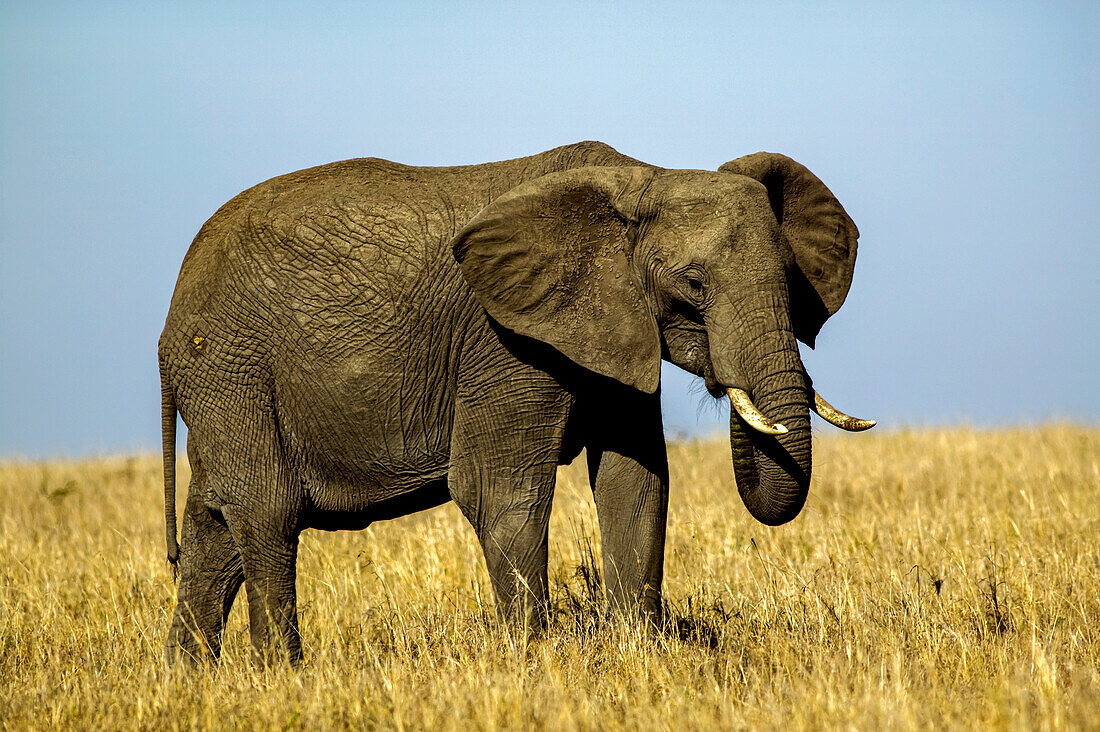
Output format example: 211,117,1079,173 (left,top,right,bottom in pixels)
1,1,1097,456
